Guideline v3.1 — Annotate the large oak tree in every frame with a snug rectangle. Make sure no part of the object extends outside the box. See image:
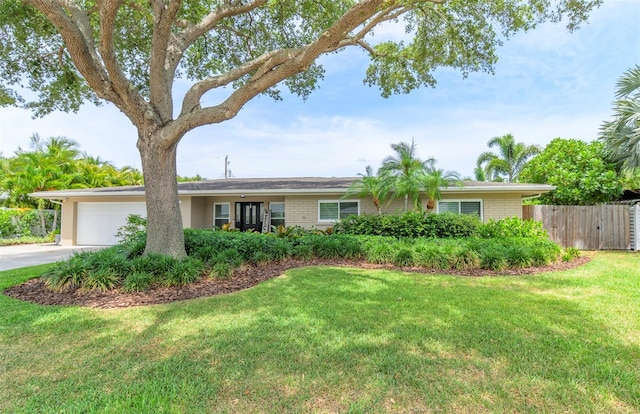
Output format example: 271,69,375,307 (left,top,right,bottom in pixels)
0,0,601,257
